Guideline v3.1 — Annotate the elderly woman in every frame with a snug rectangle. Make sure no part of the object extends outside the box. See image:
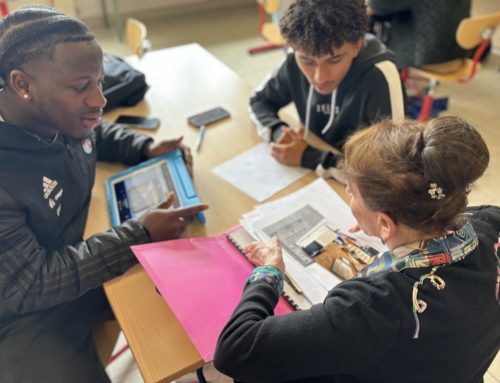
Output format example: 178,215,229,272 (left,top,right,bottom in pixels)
214,116,499,383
